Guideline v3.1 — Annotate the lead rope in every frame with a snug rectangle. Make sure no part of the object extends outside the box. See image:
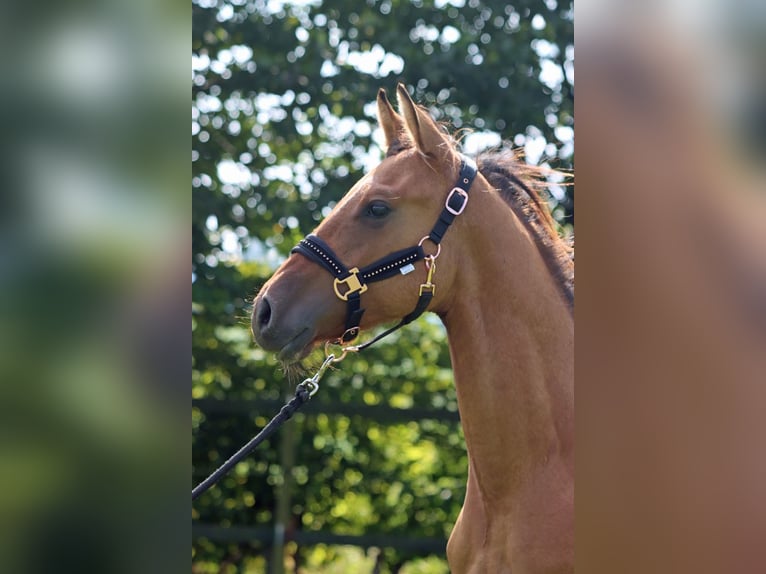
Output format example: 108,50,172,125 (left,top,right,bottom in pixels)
191,252,434,502
192,353,341,501
191,253,437,502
